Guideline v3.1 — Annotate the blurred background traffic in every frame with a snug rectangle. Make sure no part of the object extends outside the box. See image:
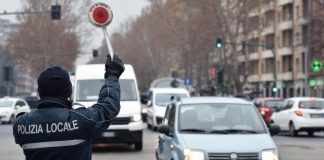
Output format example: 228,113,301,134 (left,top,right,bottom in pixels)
0,0,323,160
